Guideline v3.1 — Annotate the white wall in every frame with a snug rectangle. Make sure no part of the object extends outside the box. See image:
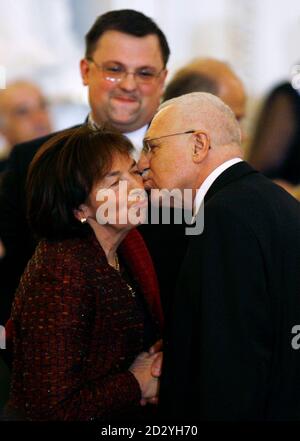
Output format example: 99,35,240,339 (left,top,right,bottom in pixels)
0,0,300,130
100,0,300,97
